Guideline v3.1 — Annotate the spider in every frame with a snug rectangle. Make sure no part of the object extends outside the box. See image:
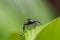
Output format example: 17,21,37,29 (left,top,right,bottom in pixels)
23,18,42,32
